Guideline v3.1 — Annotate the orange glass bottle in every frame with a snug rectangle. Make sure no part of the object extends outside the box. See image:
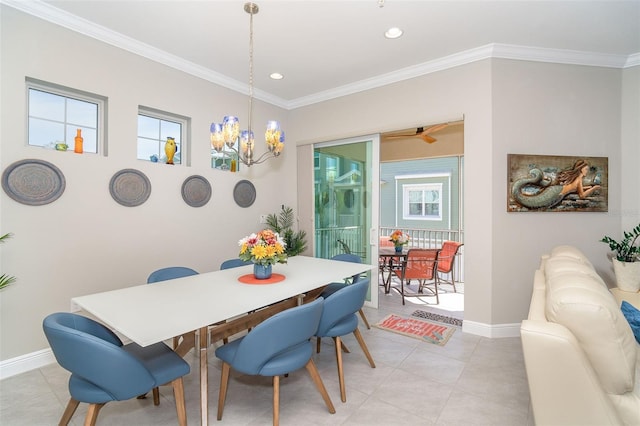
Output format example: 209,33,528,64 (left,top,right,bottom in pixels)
74,129,83,154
